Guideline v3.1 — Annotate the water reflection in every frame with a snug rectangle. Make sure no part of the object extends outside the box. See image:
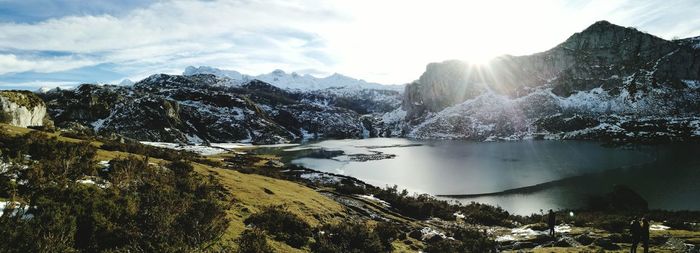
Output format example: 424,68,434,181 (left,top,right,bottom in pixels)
288,138,700,215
